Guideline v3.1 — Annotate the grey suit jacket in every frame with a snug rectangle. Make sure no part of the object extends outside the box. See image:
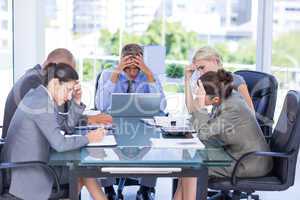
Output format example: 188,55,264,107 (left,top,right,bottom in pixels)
191,91,273,177
2,64,86,138
2,86,89,200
